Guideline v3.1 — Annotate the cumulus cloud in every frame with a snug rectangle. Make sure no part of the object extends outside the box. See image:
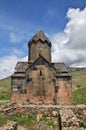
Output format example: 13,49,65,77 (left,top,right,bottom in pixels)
0,55,28,79
51,7,86,67
0,55,18,79
0,7,86,79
